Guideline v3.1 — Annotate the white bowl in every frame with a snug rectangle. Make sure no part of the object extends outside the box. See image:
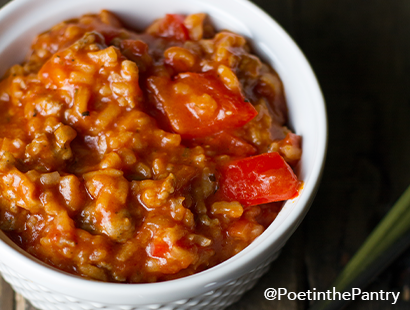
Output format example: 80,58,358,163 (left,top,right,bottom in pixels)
0,0,327,309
